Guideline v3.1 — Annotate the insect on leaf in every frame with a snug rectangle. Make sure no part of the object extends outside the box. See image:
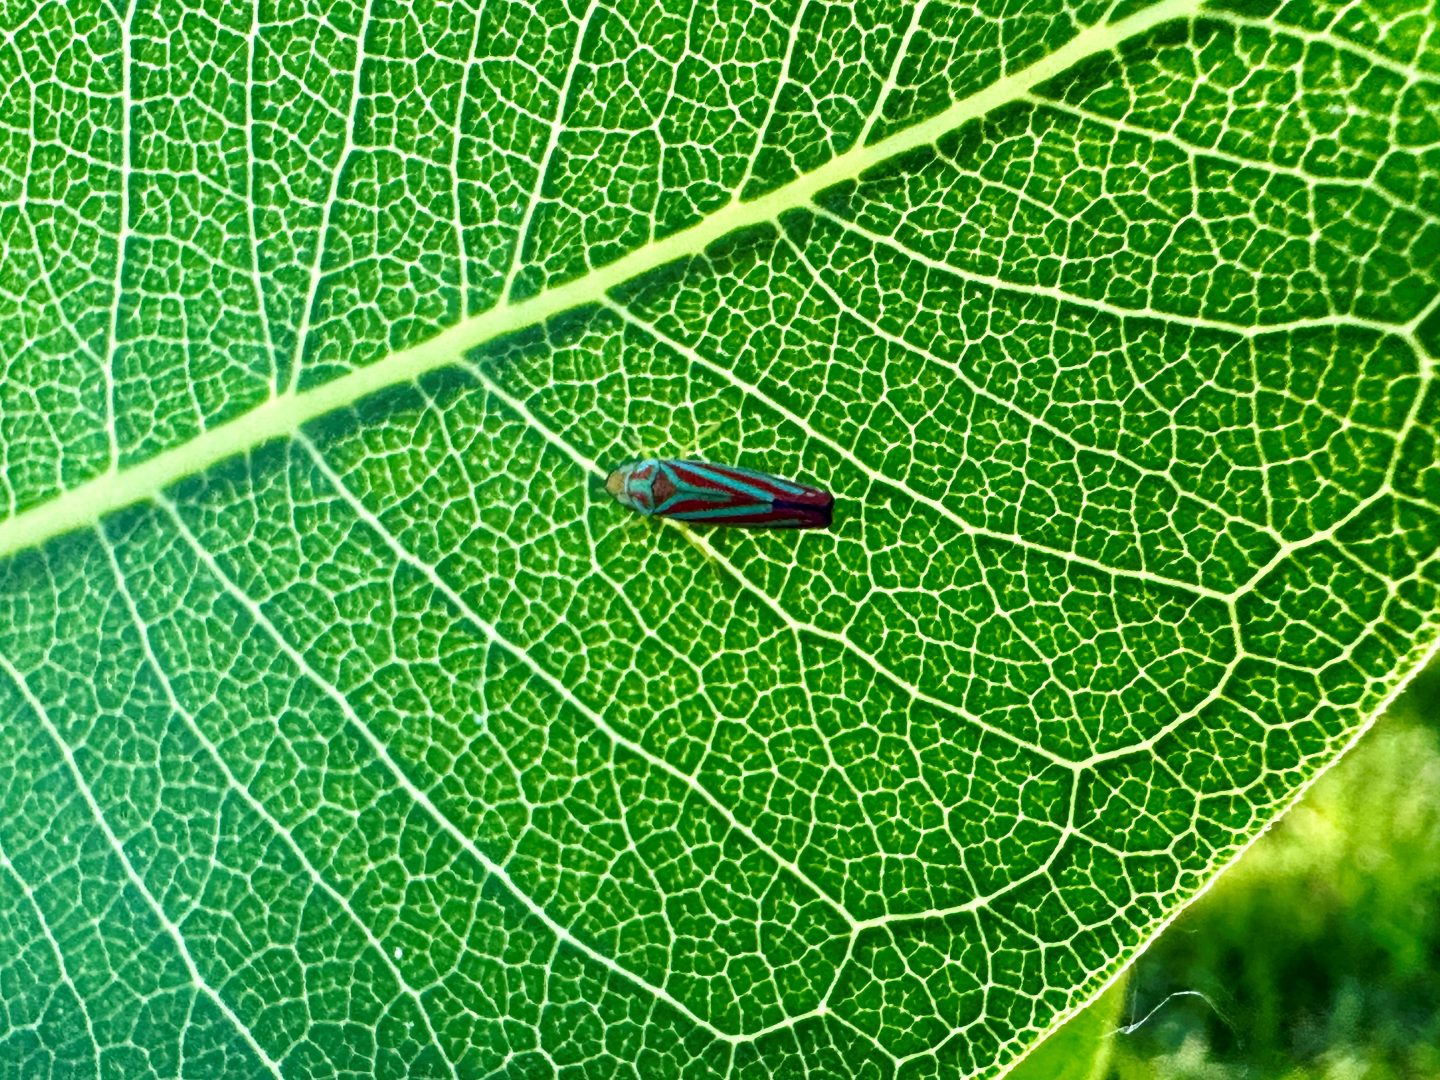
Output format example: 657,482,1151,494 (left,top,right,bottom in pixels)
605,459,836,528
